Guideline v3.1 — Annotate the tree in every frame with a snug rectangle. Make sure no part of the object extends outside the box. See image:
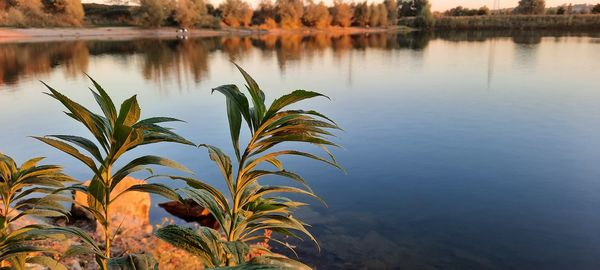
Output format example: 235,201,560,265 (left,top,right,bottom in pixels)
557,5,566,14
174,0,210,28
220,0,253,27
413,0,433,28
399,0,433,28
353,1,369,26
399,0,416,16
330,0,353,27
368,3,387,27
478,6,490,15
514,0,545,14
368,3,379,26
303,0,331,29
384,0,397,25
42,0,85,25
253,0,277,25
276,0,304,28
592,3,600,13
137,0,173,27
